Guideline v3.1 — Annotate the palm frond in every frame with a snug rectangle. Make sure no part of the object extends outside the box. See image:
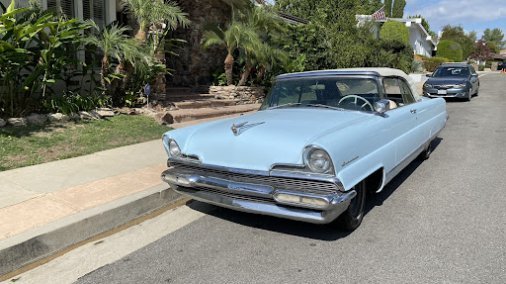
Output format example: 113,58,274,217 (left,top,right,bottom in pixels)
202,29,226,48
121,0,189,30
